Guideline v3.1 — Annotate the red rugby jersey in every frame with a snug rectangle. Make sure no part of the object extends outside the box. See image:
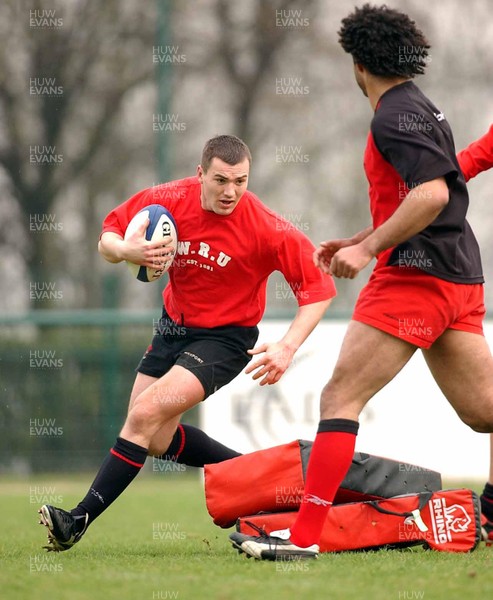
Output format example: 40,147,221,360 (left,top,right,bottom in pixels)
102,177,336,328
457,124,493,182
